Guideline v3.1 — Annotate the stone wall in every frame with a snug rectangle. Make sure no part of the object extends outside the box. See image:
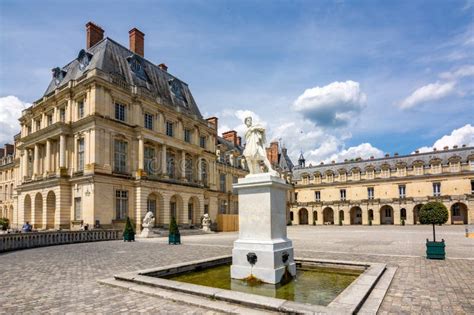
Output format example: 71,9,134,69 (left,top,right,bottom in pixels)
0,230,121,252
